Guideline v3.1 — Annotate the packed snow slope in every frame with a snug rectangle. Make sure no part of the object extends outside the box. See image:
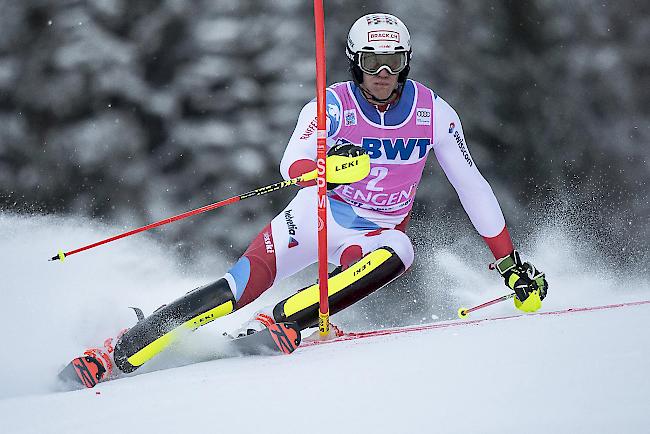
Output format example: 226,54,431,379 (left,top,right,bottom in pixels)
0,213,649,434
